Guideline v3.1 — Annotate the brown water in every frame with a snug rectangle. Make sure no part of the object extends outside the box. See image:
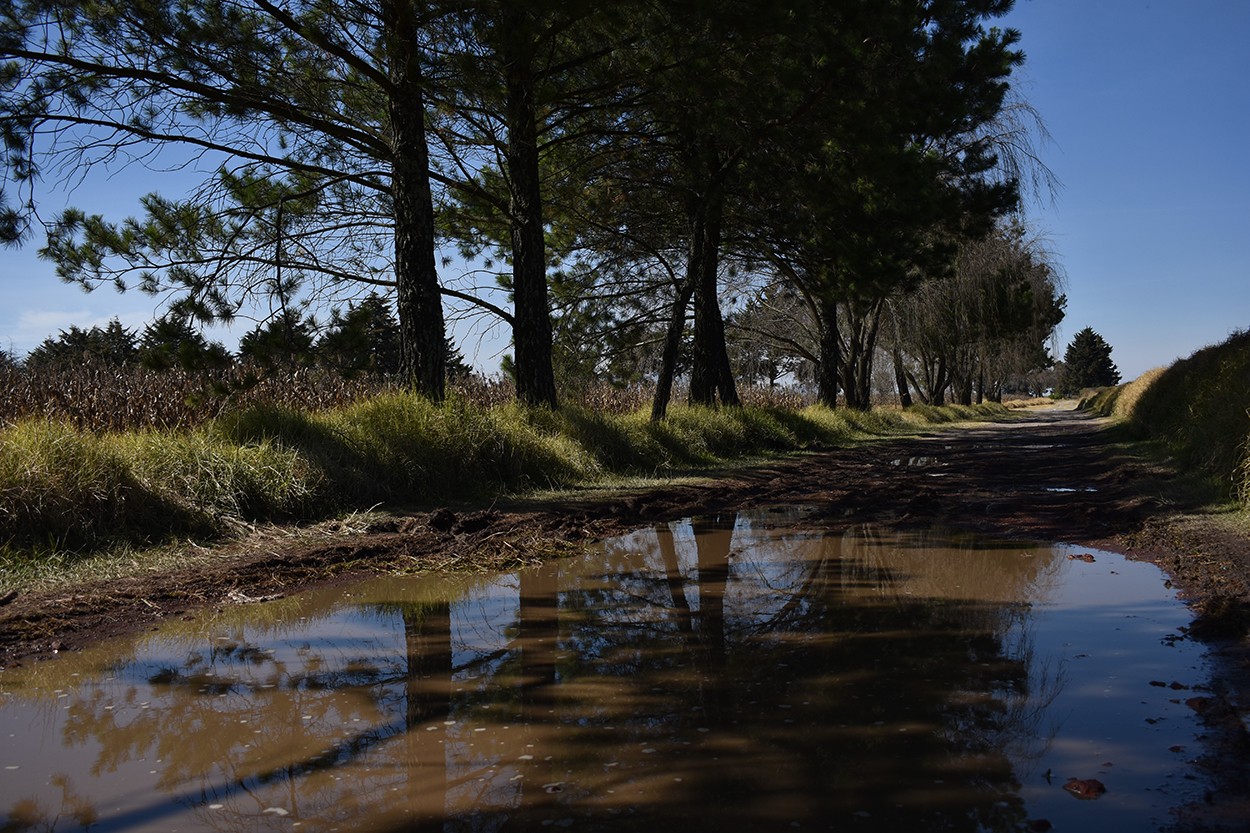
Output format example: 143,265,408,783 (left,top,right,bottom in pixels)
1,509,1210,832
